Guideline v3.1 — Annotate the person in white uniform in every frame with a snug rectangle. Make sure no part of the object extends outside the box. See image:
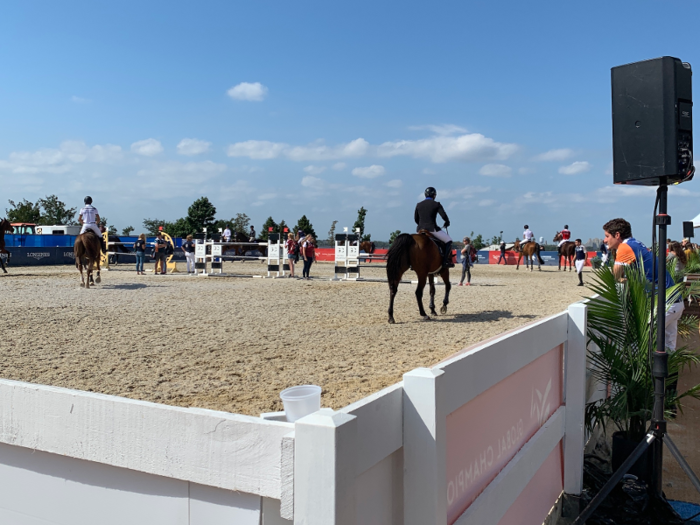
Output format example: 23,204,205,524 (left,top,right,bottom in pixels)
522,225,534,245
78,196,106,252
574,239,587,286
